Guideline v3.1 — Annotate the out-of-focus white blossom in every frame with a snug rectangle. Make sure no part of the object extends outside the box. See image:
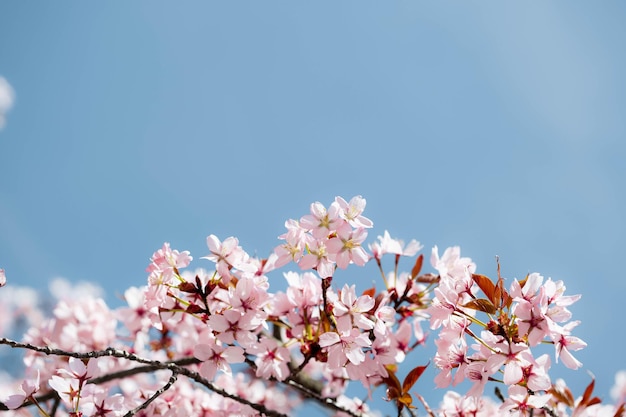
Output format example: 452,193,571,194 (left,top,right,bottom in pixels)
0,76,15,129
